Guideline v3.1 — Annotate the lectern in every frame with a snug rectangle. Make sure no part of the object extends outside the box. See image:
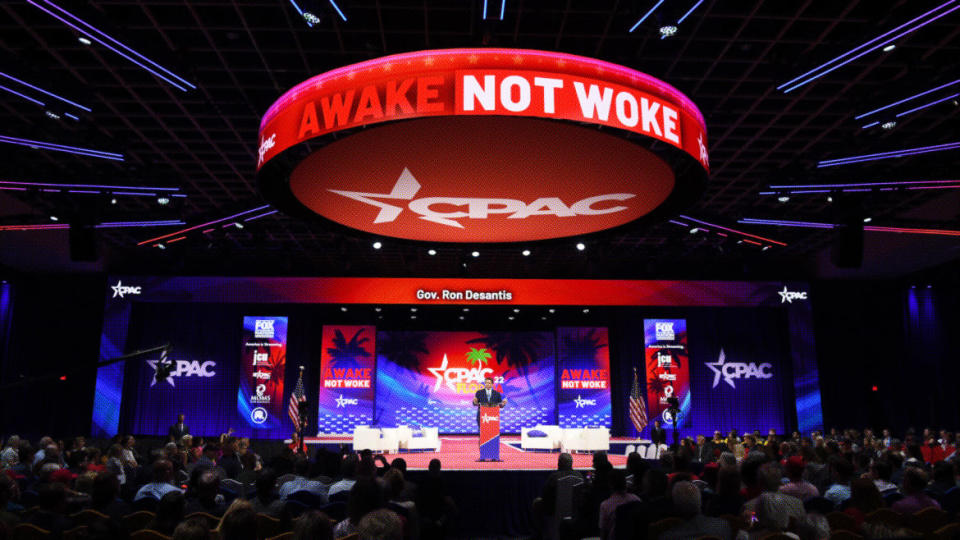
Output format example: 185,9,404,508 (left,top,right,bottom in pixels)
478,405,501,461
